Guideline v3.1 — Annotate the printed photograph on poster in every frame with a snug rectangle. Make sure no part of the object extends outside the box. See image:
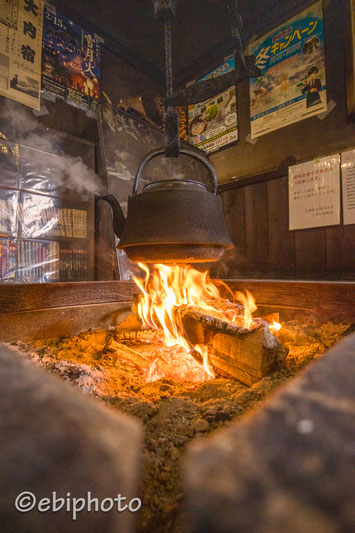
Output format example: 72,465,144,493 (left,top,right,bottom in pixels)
289,155,340,231
341,149,355,225
42,4,101,112
188,57,238,154
0,0,44,110
249,1,327,139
